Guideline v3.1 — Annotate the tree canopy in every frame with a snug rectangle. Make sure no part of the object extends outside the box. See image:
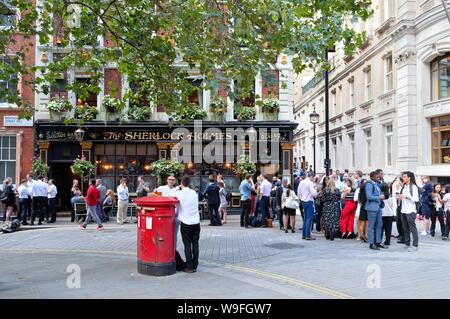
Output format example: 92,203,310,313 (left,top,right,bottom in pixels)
0,0,373,119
